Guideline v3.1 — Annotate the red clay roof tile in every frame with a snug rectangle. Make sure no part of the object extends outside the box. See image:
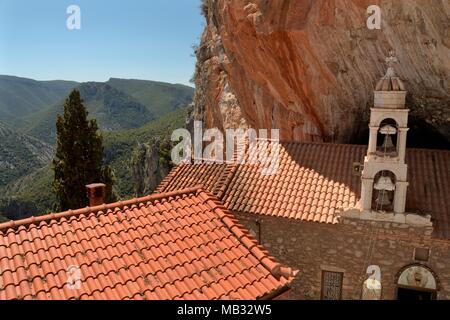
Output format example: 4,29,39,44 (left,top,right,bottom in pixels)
158,142,450,238
0,187,296,300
